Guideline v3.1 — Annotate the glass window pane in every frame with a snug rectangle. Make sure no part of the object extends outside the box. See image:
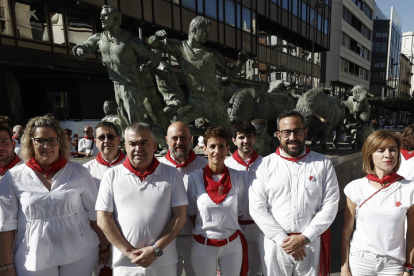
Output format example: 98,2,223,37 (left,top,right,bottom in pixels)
242,7,251,32
66,9,93,47
15,0,49,42
292,0,298,16
206,0,217,18
301,2,307,21
0,0,13,35
182,0,196,10
197,0,203,13
219,0,223,21
225,0,235,26
50,6,65,45
237,4,241,28
282,0,288,10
